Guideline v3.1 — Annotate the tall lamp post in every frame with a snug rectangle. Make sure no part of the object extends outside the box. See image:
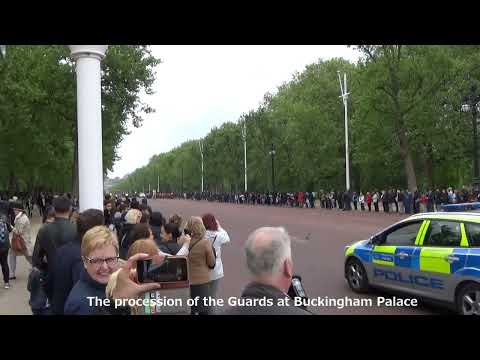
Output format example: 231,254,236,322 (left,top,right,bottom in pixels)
199,140,204,192
337,70,350,191
242,121,247,192
461,84,480,191
269,143,276,192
